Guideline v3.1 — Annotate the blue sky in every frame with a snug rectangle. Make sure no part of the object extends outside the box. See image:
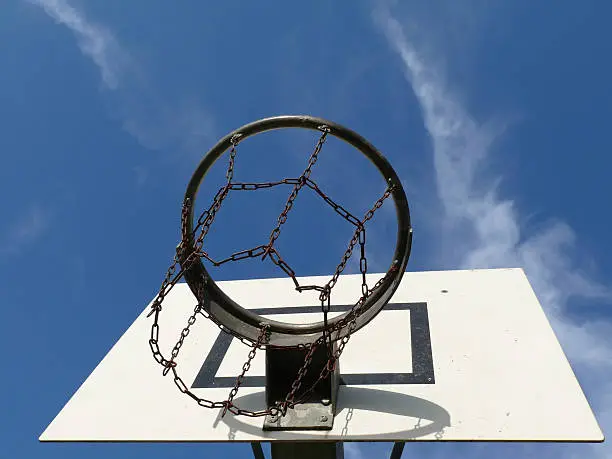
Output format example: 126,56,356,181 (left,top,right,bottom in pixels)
2,0,611,458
